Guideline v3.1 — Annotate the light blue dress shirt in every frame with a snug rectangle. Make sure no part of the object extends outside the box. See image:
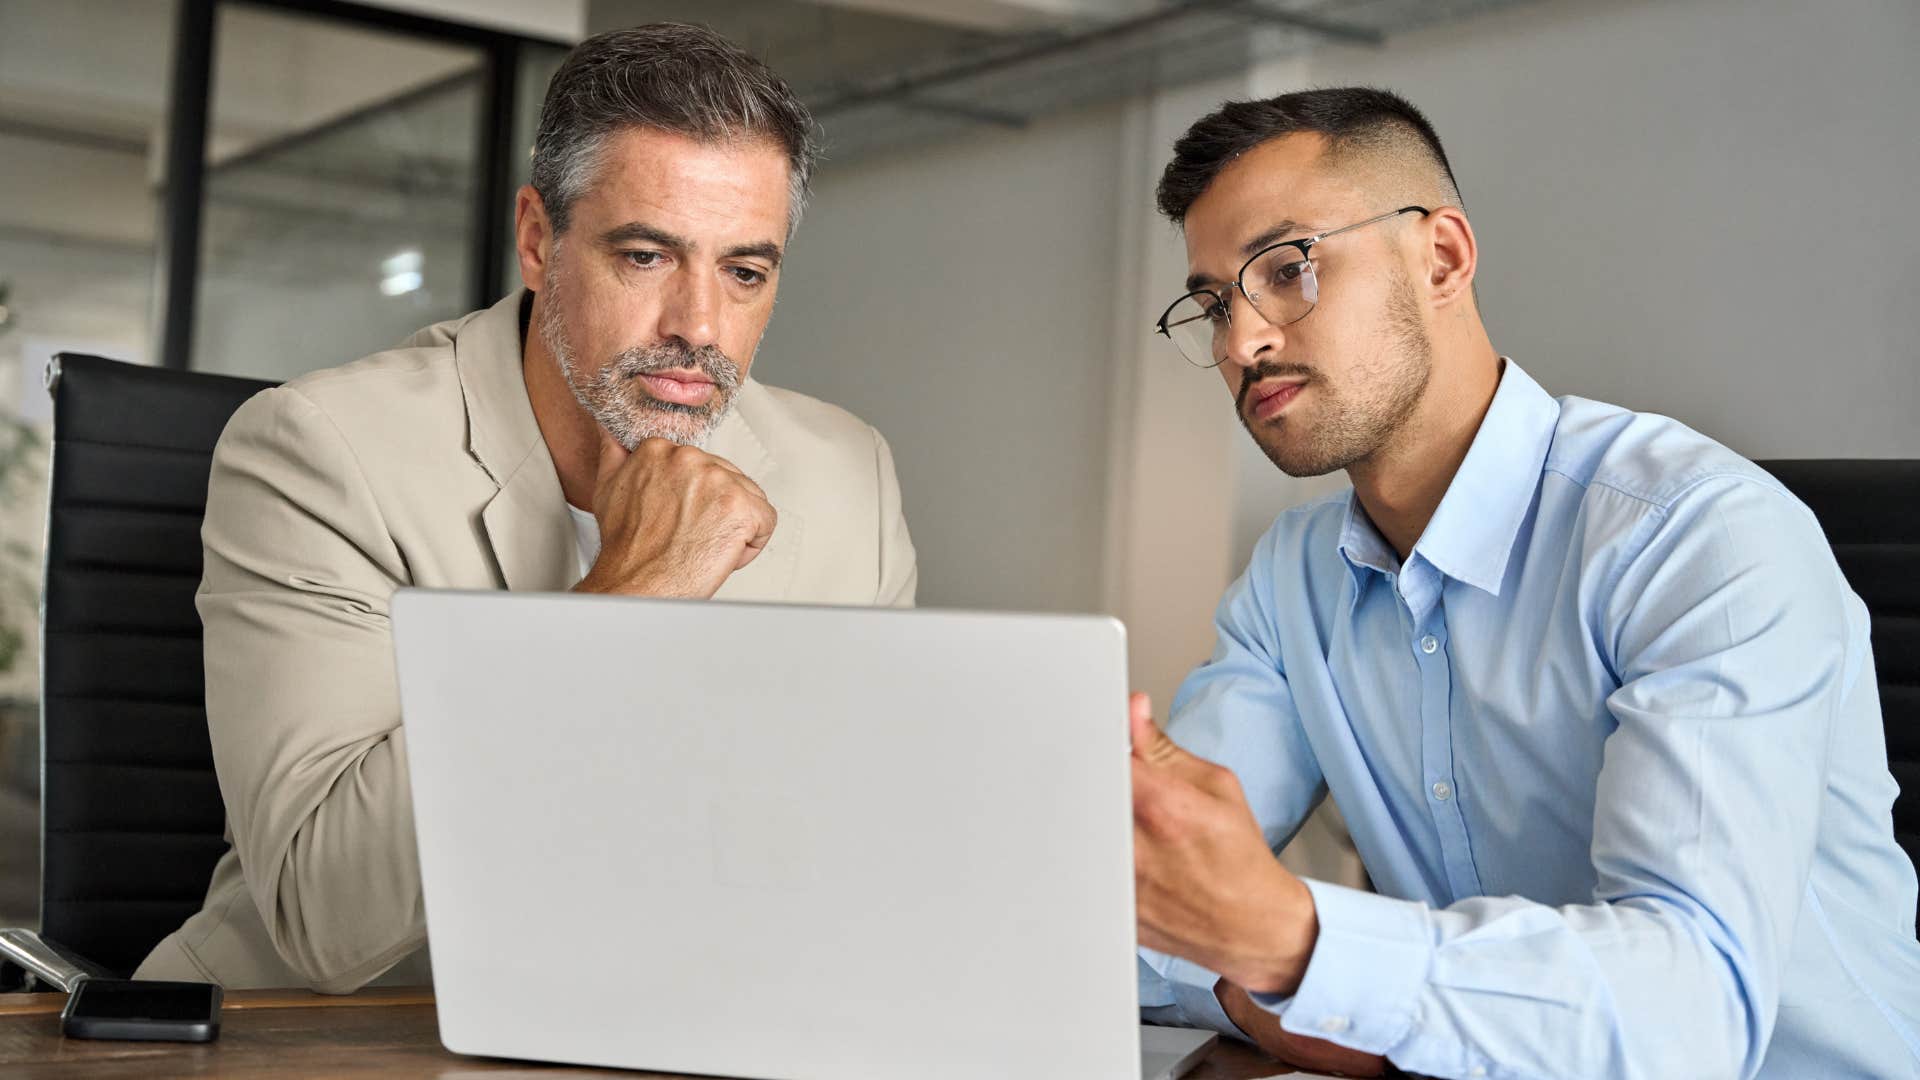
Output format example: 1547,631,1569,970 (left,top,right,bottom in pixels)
1140,361,1920,1079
